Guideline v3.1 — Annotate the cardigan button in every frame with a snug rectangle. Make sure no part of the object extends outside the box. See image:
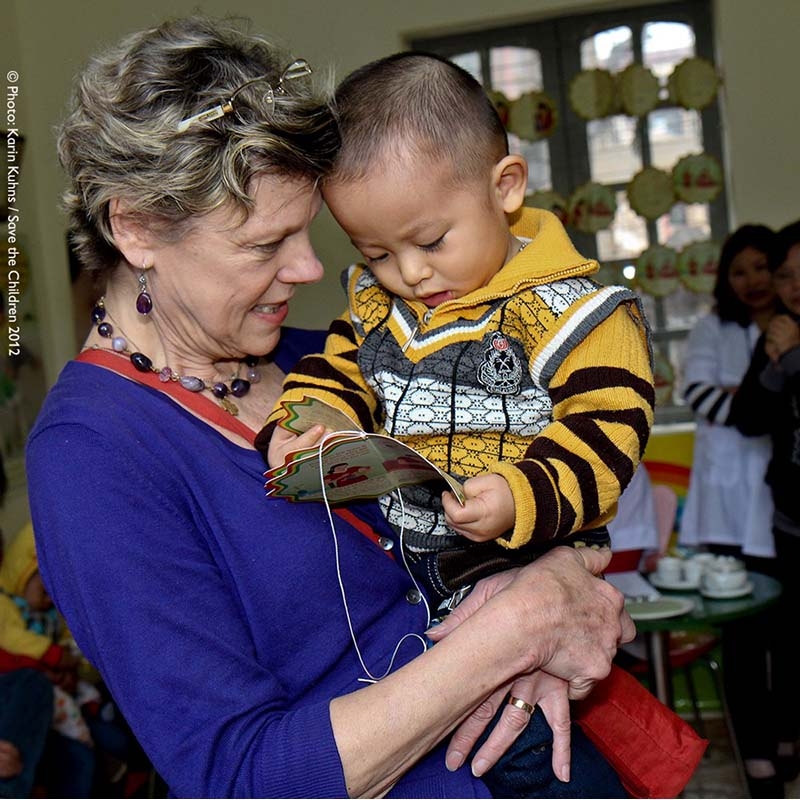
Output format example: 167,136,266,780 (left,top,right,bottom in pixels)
405,588,423,605
377,537,394,551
